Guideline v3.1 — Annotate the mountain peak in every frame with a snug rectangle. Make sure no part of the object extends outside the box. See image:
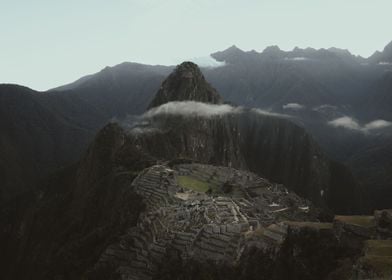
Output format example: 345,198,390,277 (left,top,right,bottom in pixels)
226,44,242,52
261,45,284,58
369,40,392,63
147,62,222,109
263,45,281,53
384,40,392,51
210,45,246,63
